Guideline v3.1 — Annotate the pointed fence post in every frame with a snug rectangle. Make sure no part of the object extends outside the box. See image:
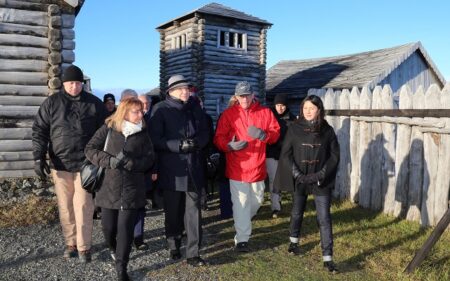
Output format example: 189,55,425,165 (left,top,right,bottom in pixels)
336,89,351,199
358,87,373,208
381,85,397,215
349,87,361,203
370,86,383,210
421,84,441,226
393,85,413,217
324,88,338,131
434,83,450,225
407,86,425,222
